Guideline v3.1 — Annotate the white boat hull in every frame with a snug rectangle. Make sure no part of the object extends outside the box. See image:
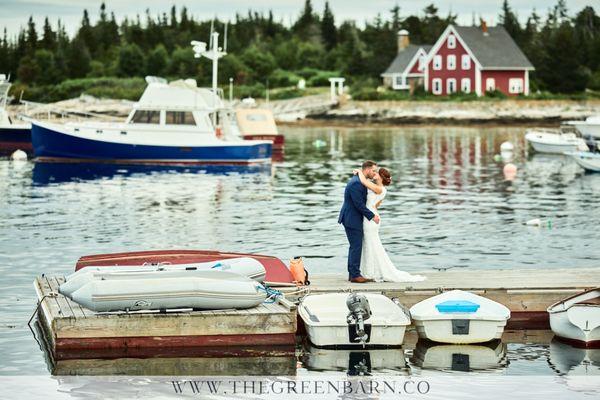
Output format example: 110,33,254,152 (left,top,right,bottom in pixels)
548,288,600,347
567,123,600,139
410,290,510,344
413,319,507,344
569,152,600,172
60,257,266,297
70,270,266,312
525,131,587,154
299,293,411,347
